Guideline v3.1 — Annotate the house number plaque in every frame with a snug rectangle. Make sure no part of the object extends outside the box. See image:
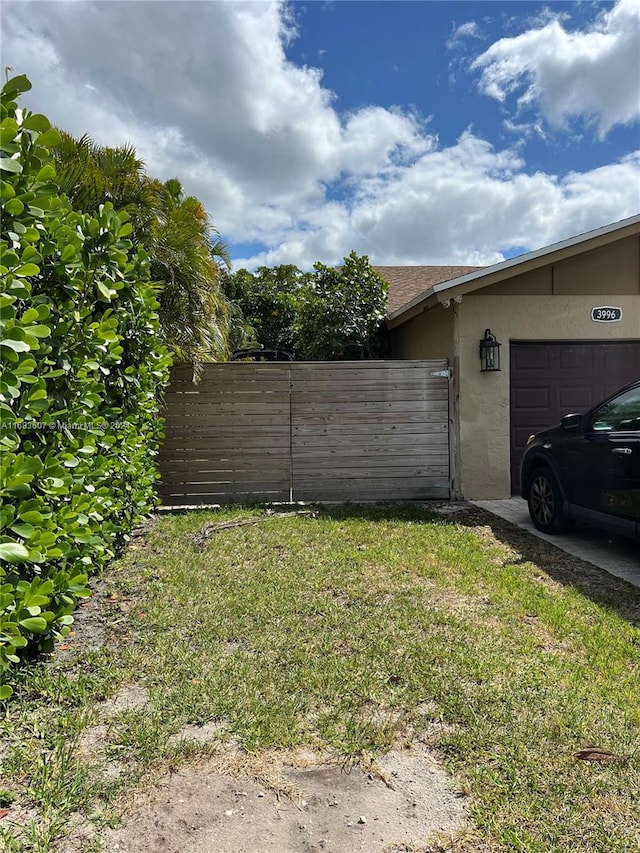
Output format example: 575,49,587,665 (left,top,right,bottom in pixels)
591,306,622,322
